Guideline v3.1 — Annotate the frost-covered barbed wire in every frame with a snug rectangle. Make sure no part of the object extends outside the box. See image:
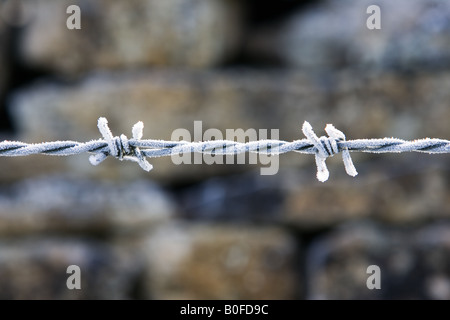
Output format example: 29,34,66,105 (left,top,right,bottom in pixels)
0,117,449,182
